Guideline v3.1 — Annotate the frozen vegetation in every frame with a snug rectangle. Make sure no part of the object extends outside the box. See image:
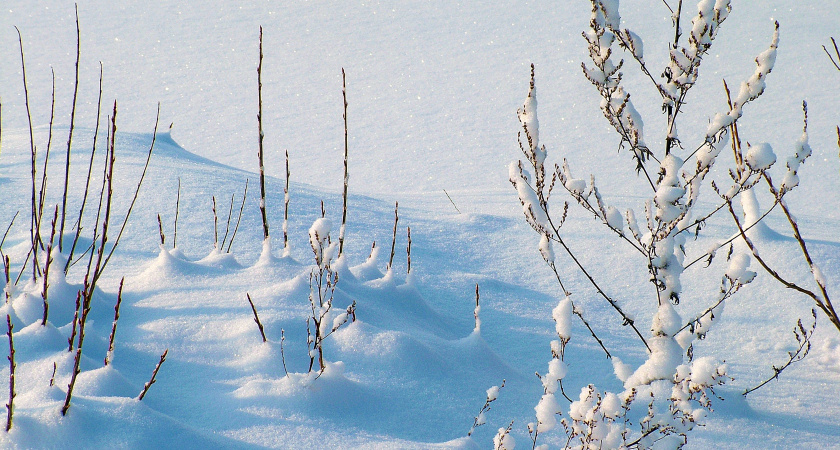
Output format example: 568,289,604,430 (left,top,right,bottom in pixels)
0,0,839,448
